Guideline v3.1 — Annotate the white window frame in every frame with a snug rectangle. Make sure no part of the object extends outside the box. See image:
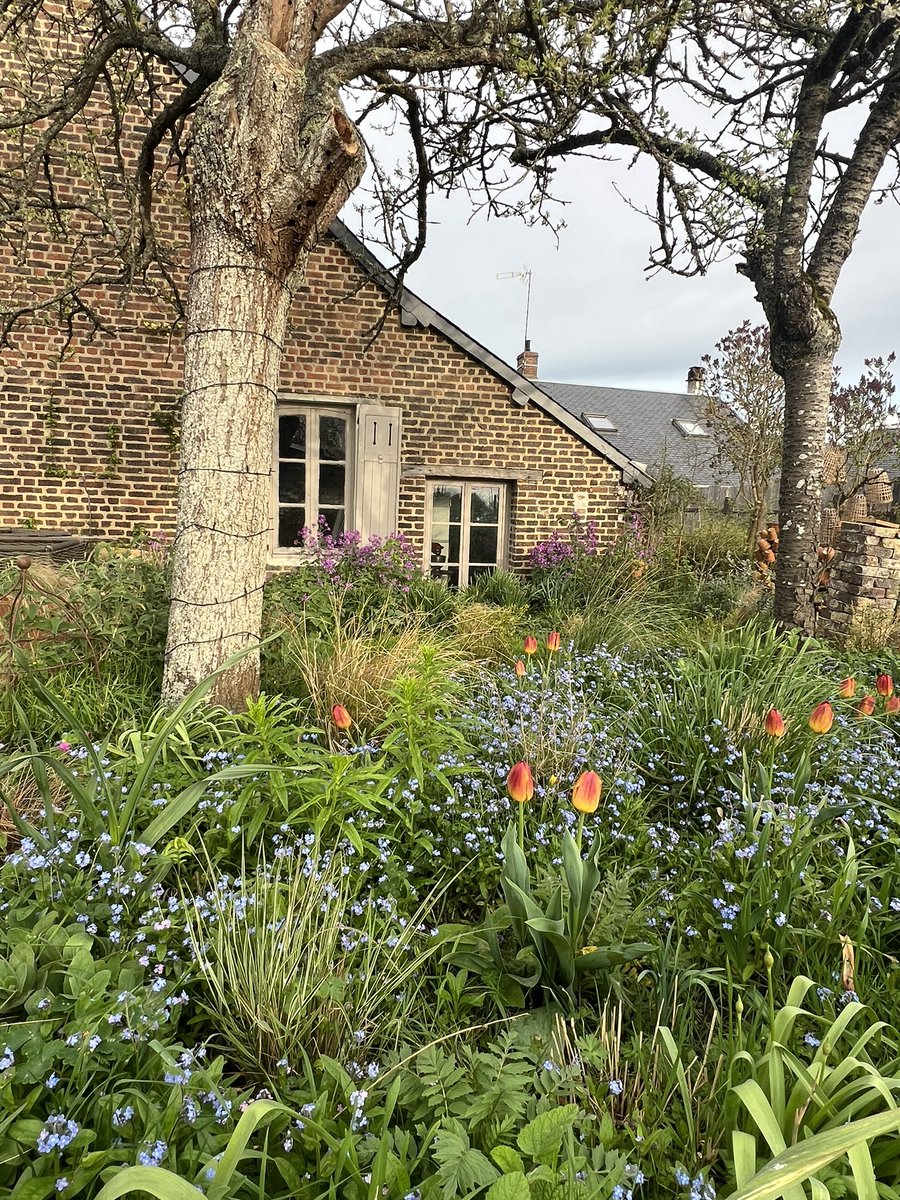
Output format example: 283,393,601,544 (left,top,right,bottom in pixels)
271,401,354,556
424,480,509,587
